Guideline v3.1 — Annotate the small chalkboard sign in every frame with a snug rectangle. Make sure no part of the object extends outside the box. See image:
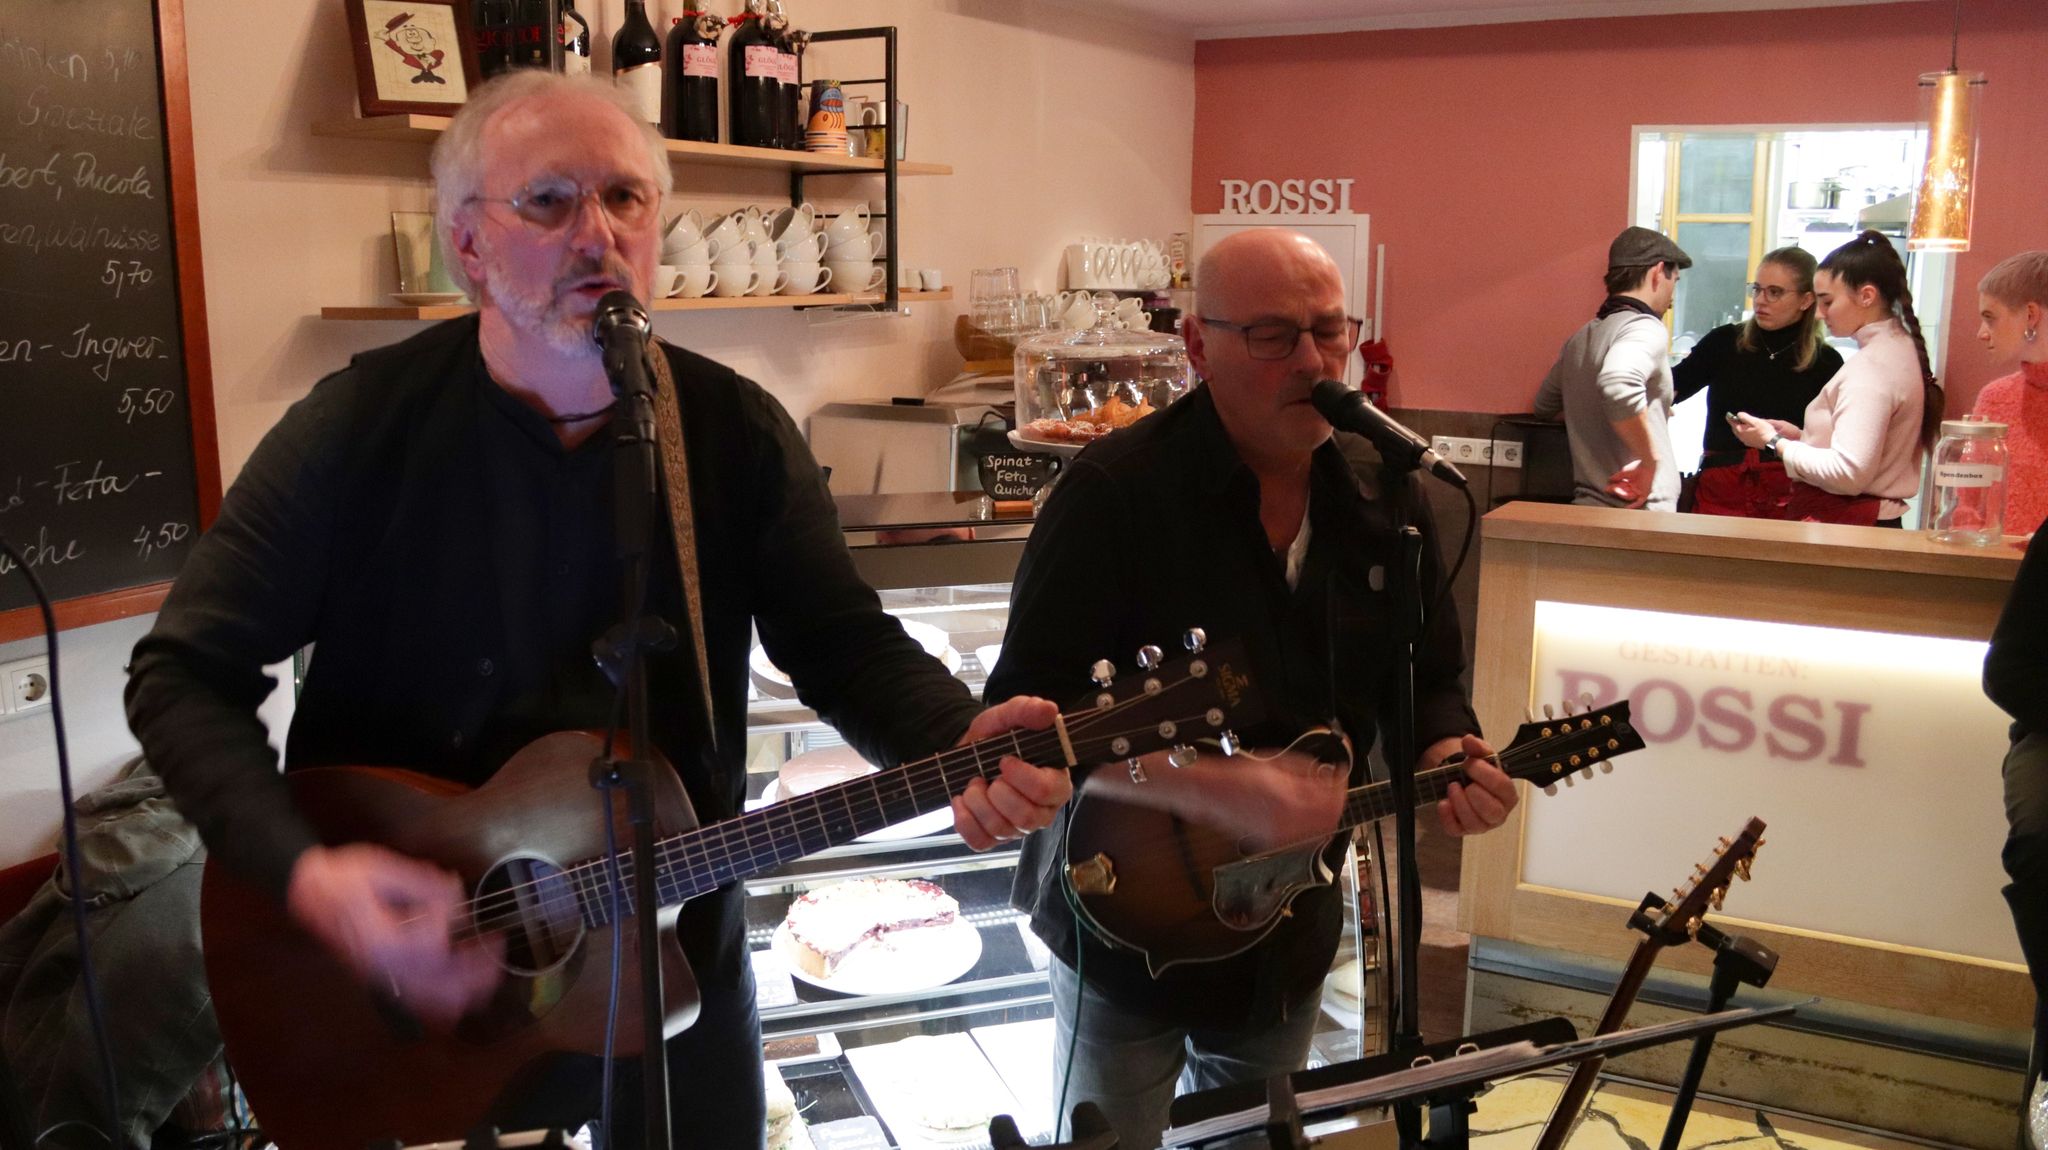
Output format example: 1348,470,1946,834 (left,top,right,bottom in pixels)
978,451,1061,501
0,0,220,642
